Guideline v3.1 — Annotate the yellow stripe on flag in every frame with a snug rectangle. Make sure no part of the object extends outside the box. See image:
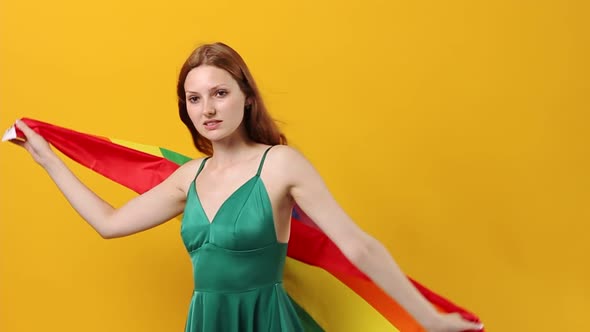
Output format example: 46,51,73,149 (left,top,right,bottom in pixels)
283,257,398,332
110,138,164,158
